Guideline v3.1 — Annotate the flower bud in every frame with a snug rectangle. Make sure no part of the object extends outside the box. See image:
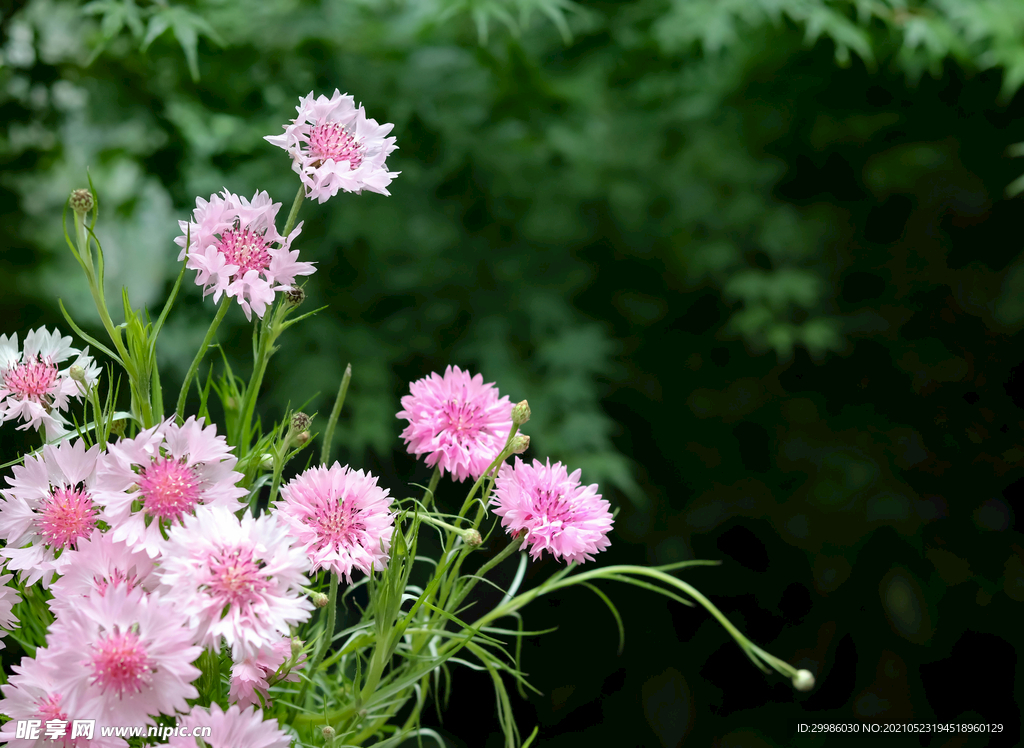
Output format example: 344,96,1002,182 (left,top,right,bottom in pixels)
512,399,531,425
68,365,87,384
291,412,311,433
285,286,305,307
110,419,126,437
462,529,482,547
295,431,311,446
322,725,336,741
259,453,274,471
509,434,530,454
224,396,238,411
792,669,815,691
310,591,330,608
291,637,305,659
69,188,94,214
